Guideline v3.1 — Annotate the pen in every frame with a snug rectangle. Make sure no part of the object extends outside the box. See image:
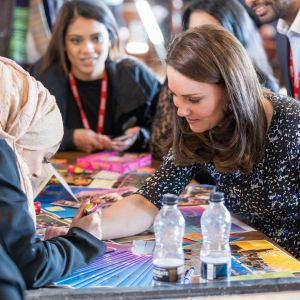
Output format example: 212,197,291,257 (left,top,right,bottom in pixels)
184,267,195,284
83,203,98,216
